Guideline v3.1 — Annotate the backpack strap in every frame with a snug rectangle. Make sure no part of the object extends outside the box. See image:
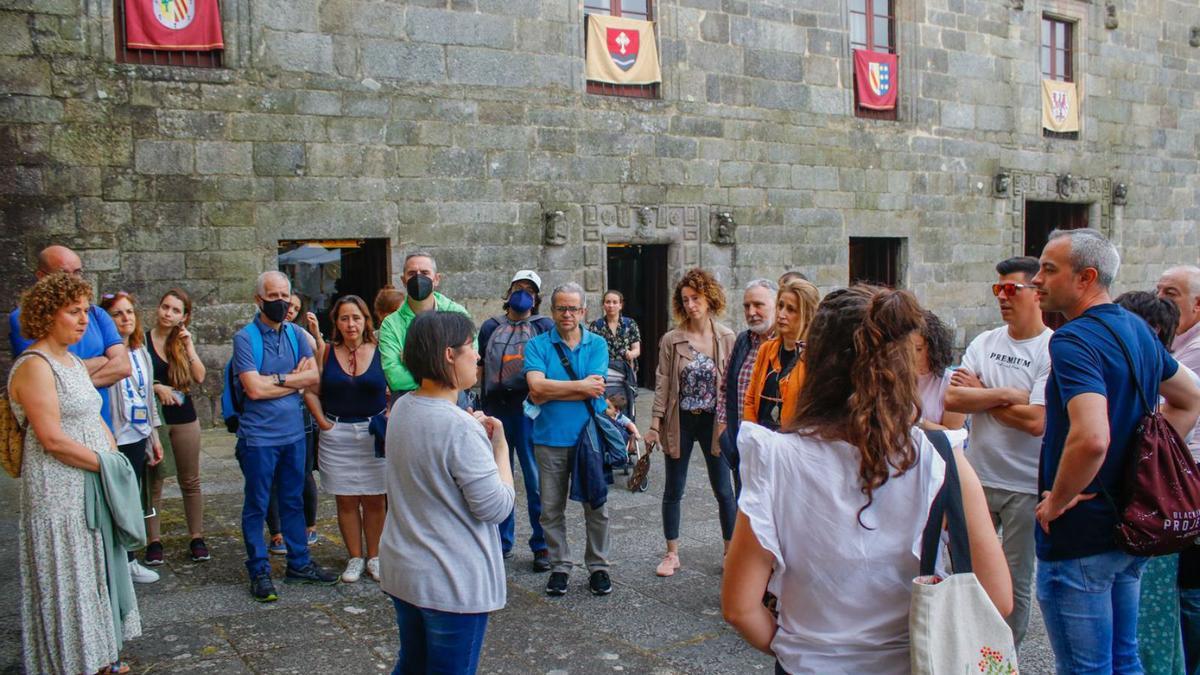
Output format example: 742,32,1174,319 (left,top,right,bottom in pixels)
1079,314,1155,416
